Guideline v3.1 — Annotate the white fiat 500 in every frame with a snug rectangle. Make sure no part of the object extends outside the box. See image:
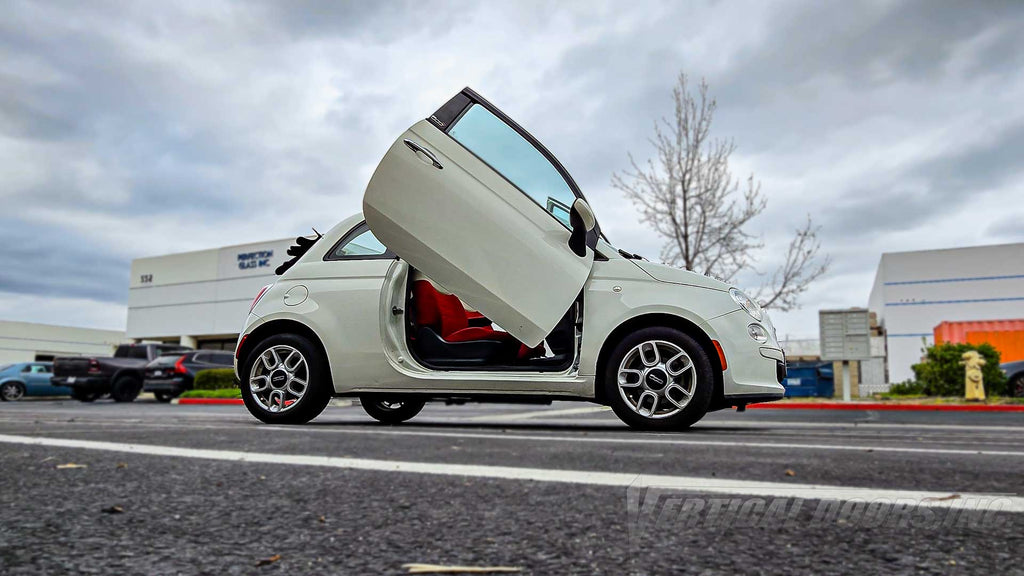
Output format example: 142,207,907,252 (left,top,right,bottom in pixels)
235,88,785,430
